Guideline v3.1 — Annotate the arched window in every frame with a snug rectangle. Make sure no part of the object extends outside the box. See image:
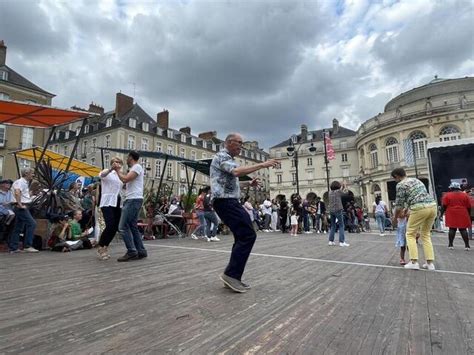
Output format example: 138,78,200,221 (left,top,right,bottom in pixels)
439,125,461,141
409,131,427,159
385,137,399,163
369,143,378,169
372,184,381,196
